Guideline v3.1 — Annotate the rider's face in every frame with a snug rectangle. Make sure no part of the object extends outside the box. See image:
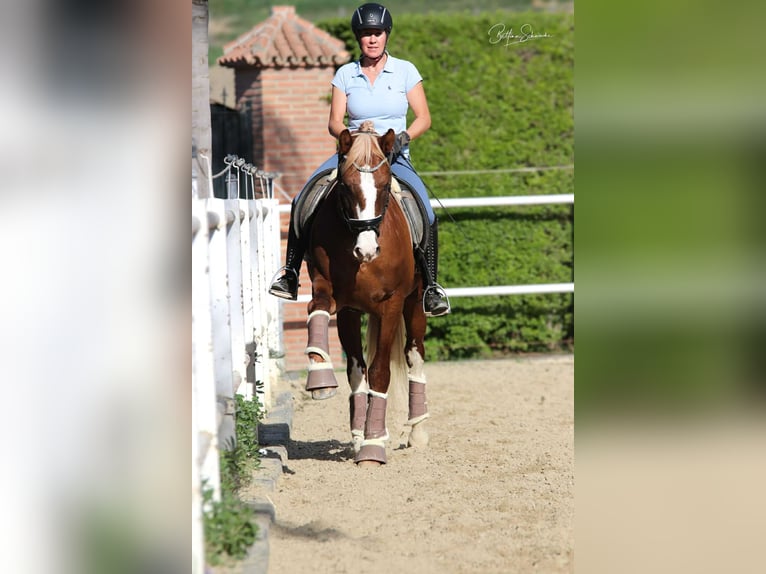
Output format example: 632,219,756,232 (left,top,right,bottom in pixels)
358,29,387,59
